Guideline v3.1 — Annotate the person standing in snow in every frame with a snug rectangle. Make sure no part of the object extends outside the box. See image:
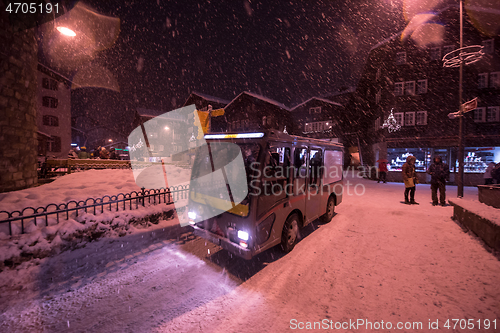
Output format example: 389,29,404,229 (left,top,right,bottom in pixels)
99,146,110,159
484,162,496,185
68,148,78,159
109,147,119,160
78,147,90,159
402,155,418,204
427,155,450,206
377,159,388,183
